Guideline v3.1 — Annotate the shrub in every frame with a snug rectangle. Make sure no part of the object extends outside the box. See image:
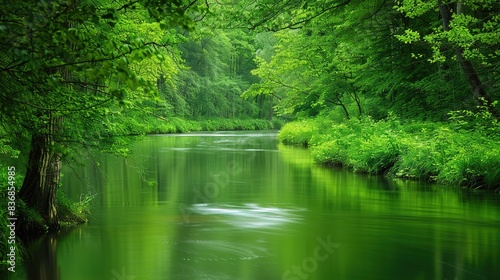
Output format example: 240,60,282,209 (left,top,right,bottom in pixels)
280,116,500,190
348,132,401,173
311,140,347,166
57,191,95,226
437,138,500,189
278,121,317,146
